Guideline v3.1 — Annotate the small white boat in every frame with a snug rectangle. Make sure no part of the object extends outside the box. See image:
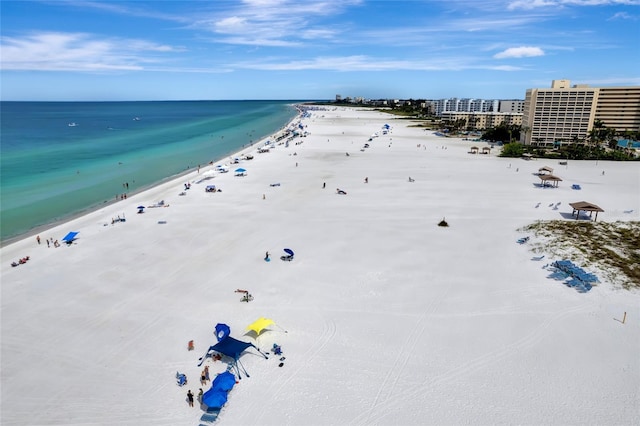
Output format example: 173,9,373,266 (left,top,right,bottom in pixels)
133,117,140,121
68,122,78,127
